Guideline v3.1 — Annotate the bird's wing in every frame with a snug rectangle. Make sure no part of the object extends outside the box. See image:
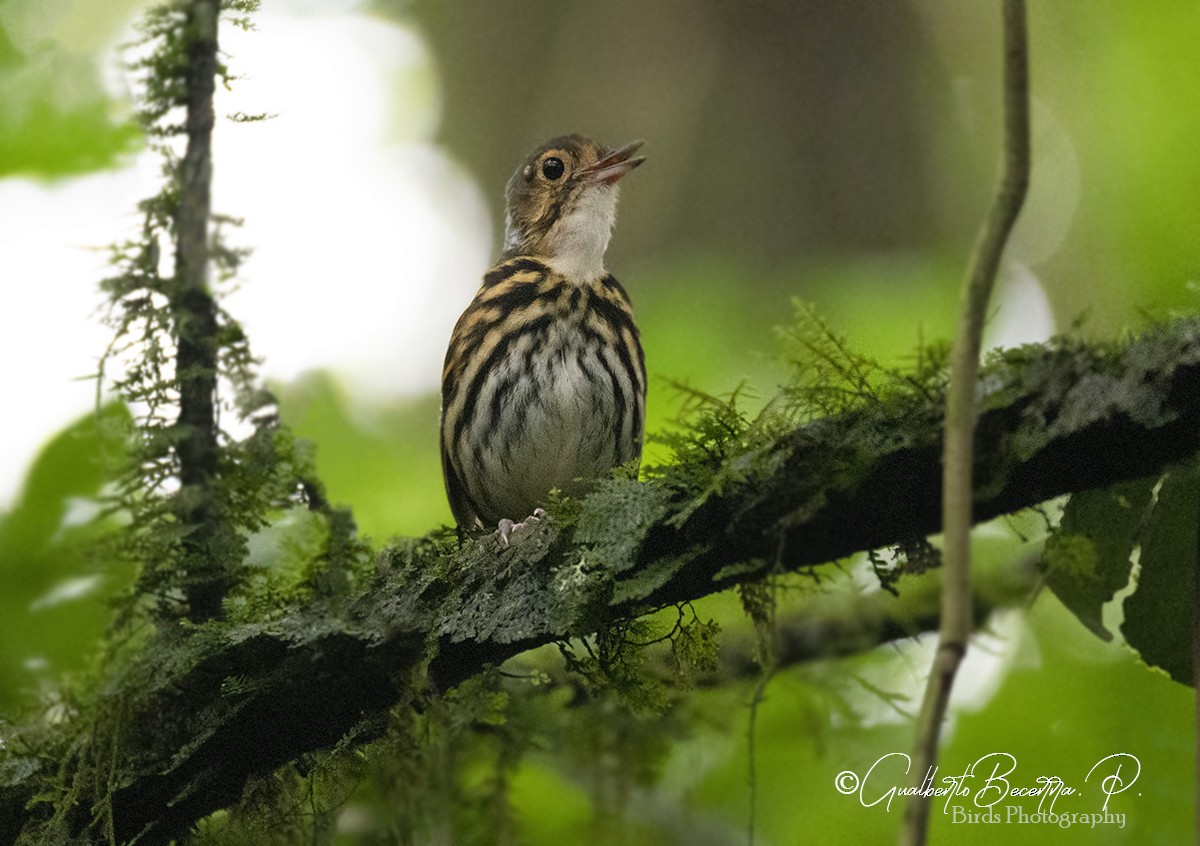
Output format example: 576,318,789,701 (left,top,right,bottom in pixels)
440,432,482,530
